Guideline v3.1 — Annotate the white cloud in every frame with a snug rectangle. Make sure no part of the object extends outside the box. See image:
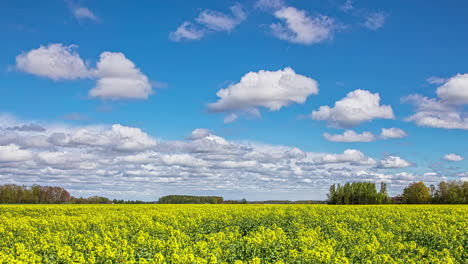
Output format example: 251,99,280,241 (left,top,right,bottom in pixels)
89,52,152,100
312,149,376,165
187,128,212,140
443,153,464,162
170,4,246,41
380,128,407,139
0,115,450,200
323,130,375,142
363,12,386,30
16,43,89,80
73,7,98,21
16,44,153,100
403,94,468,130
196,4,246,31
378,156,412,168
0,144,32,162
169,22,205,41
208,67,318,120
68,124,157,151
436,73,468,105
311,89,394,128
270,7,335,44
